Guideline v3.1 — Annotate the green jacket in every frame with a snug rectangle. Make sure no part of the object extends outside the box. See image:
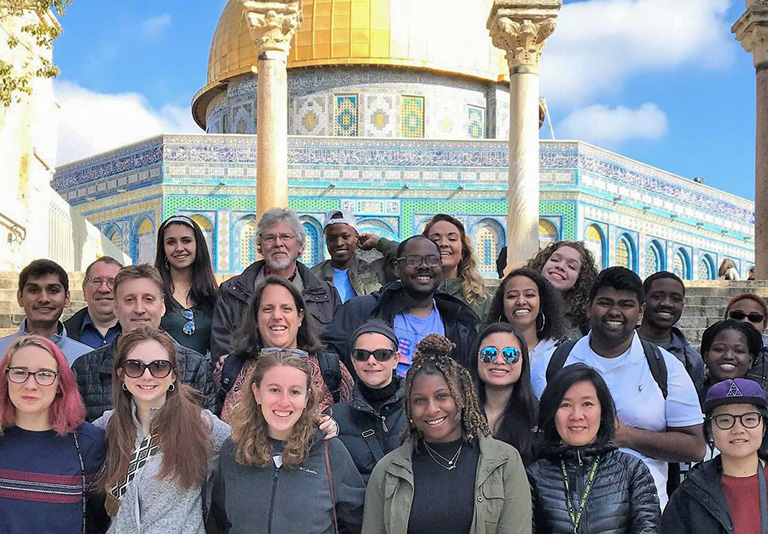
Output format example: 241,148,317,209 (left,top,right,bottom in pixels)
310,254,389,298
362,434,532,534
439,277,493,320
